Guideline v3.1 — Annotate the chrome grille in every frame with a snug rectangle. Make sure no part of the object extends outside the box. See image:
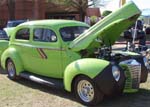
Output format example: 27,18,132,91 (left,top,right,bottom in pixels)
127,64,141,89
120,59,141,89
